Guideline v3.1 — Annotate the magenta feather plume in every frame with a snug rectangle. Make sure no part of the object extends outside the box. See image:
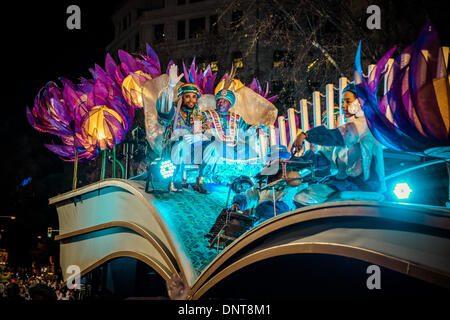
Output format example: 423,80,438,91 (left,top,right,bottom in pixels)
354,22,449,154
181,58,217,94
248,78,277,103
